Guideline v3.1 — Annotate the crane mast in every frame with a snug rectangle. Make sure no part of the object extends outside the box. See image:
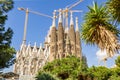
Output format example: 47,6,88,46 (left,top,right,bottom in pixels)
18,8,53,44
